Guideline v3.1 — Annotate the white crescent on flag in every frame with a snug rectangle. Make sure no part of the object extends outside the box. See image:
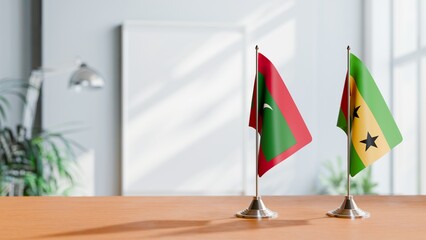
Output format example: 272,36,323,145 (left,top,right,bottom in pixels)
263,103,273,111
